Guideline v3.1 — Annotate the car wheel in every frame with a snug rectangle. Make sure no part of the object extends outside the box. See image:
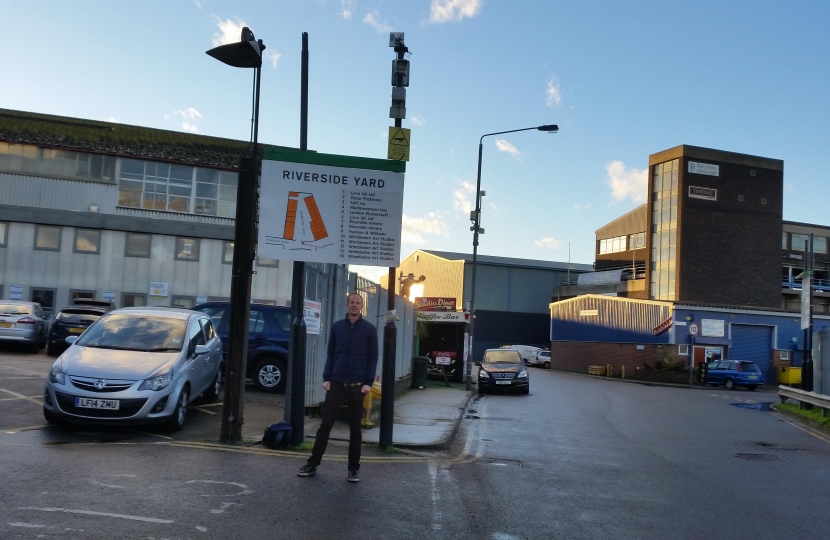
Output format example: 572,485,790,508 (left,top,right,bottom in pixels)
43,407,64,424
724,378,735,390
520,386,530,395
202,366,222,402
708,383,719,387
478,385,487,395
254,357,286,393
543,361,551,370
746,385,758,391
164,387,189,432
